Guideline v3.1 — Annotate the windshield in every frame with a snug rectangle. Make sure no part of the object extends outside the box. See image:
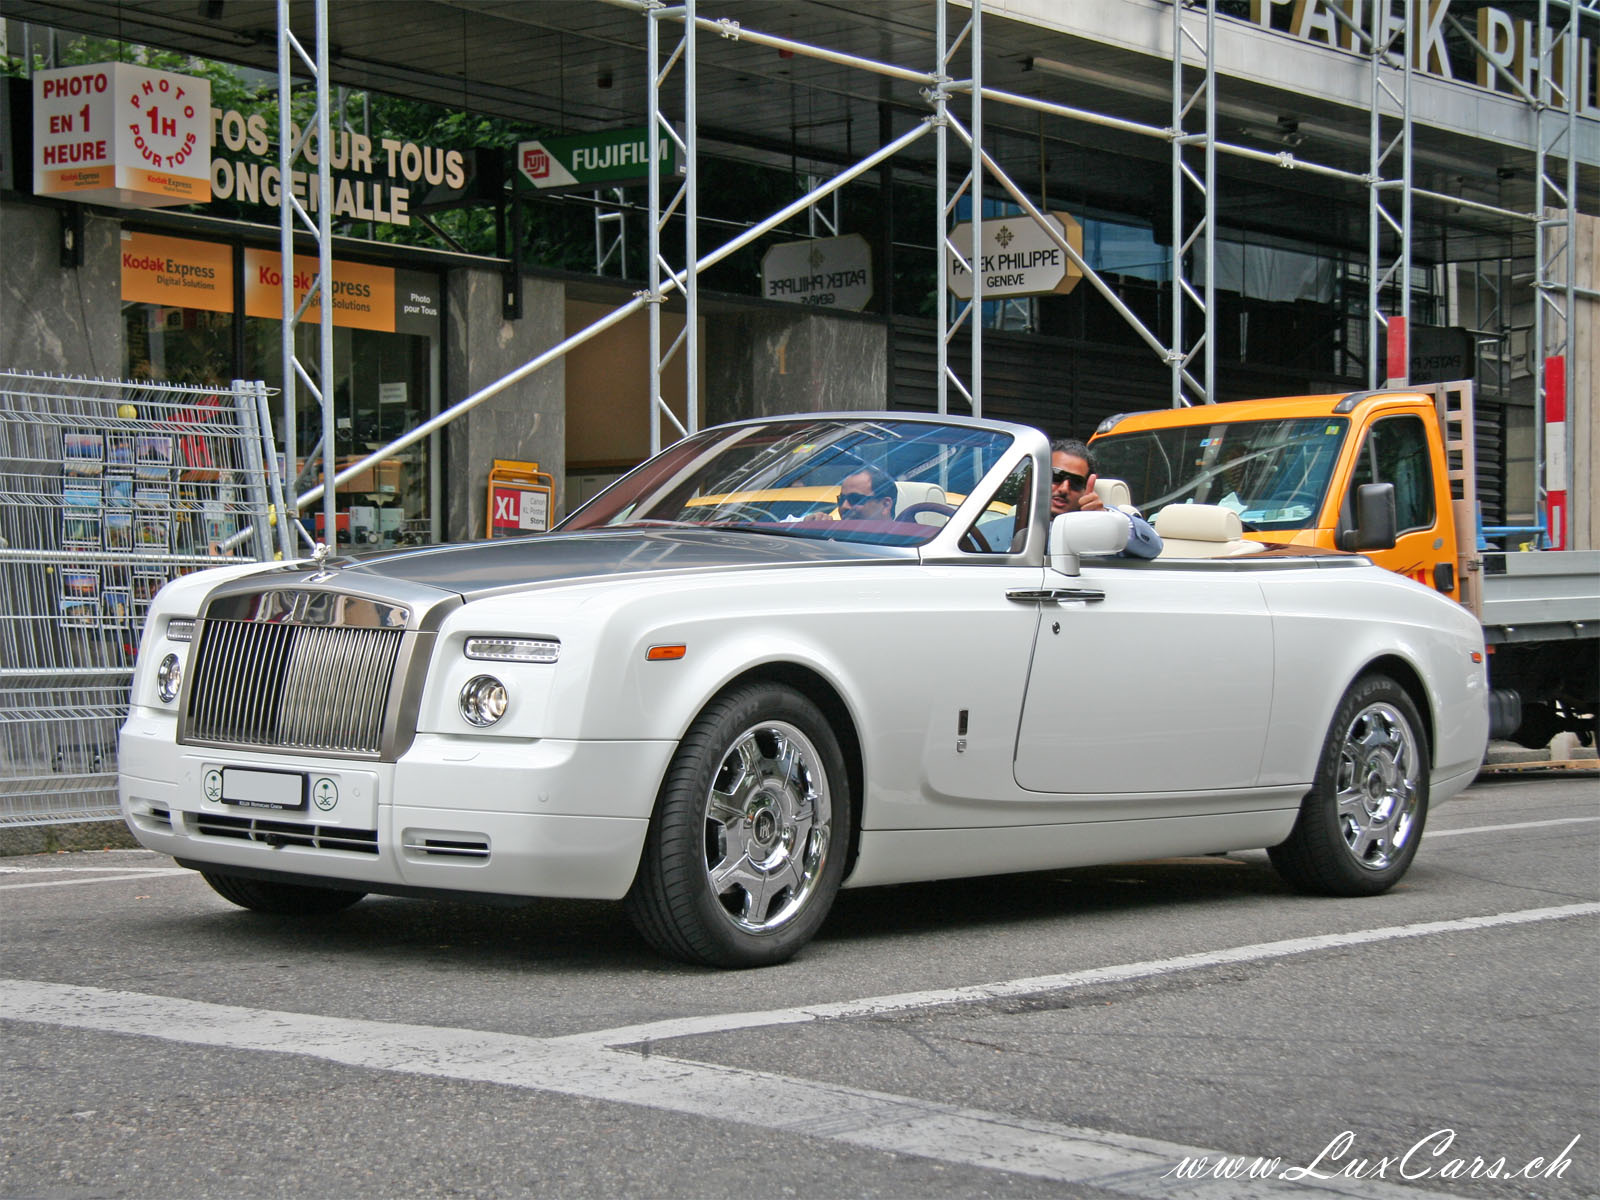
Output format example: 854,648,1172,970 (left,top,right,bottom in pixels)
1093,416,1348,531
558,417,1017,548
